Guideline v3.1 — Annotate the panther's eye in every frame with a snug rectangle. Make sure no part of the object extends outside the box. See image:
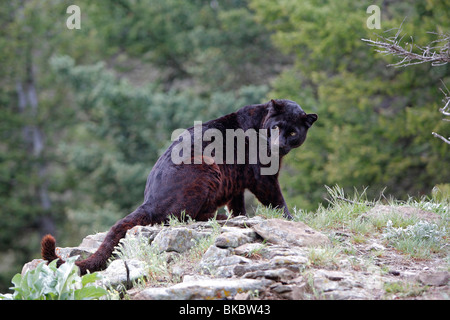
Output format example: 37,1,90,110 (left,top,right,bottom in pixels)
290,131,297,136
272,125,279,130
